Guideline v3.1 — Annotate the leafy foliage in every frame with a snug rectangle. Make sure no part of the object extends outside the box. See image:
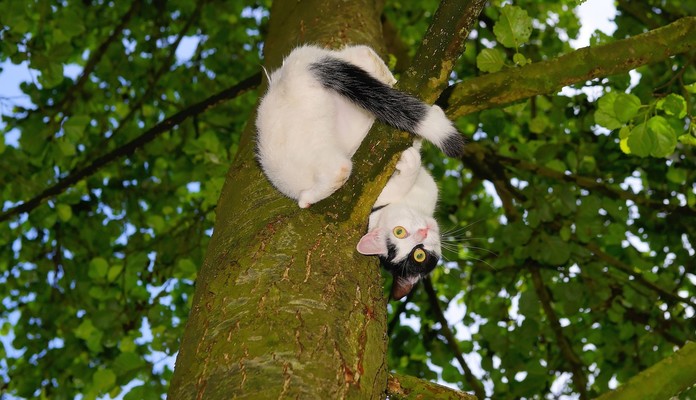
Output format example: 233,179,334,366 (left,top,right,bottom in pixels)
1,0,695,399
